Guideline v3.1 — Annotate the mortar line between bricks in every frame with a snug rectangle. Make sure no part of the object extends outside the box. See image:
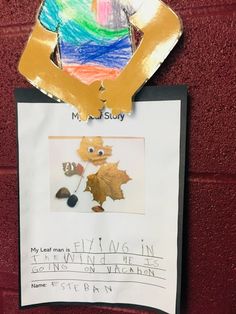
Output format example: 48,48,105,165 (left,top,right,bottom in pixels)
0,167,17,175
95,306,144,314
0,287,18,293
189,172,236,184
181,3,236,17
0,3,235,38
